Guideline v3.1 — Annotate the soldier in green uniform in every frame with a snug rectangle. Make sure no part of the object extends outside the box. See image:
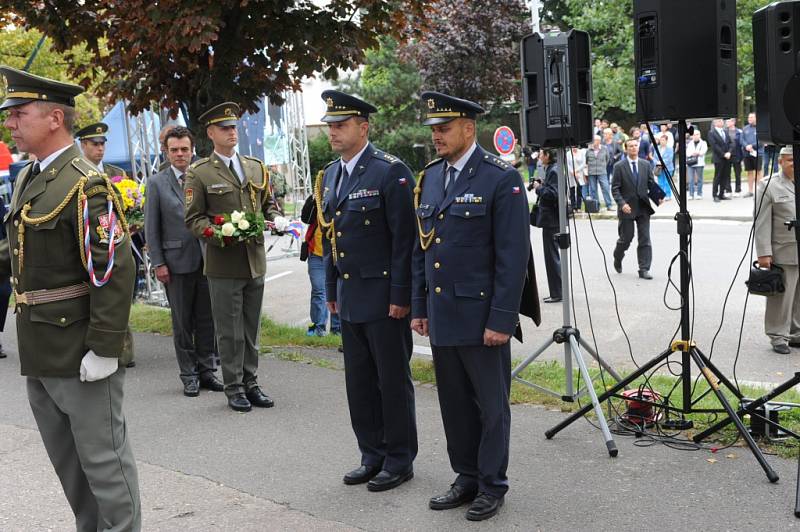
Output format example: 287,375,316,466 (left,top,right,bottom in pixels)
75,121,128,178
0,66,140,531
184,102,288,412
